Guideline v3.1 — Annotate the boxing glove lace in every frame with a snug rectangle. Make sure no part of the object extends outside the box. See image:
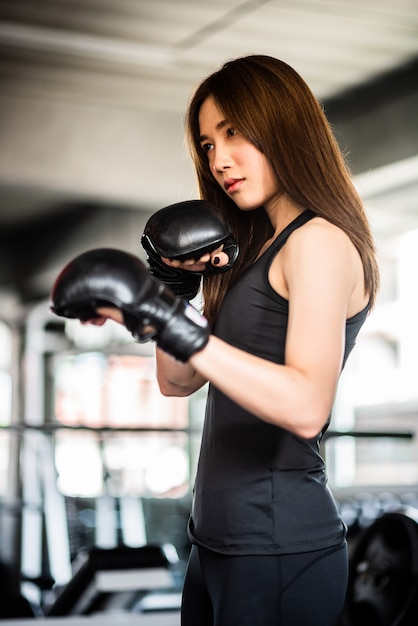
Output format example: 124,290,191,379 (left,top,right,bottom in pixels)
141,200,239,300
50,248,209,362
